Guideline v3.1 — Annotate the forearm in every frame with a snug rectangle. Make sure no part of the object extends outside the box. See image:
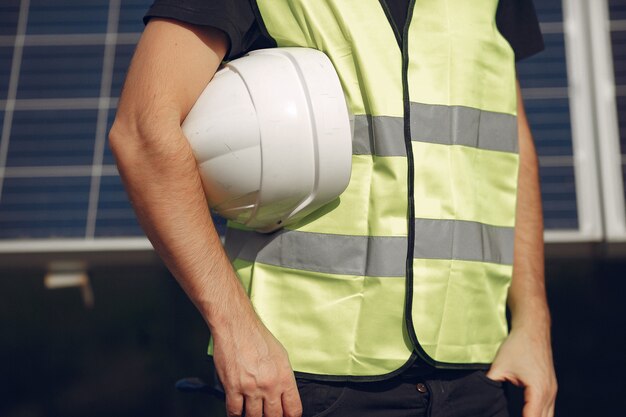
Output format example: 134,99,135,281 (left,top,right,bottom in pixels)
509,80,551,333
110,124,254,330
109,19,254,332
